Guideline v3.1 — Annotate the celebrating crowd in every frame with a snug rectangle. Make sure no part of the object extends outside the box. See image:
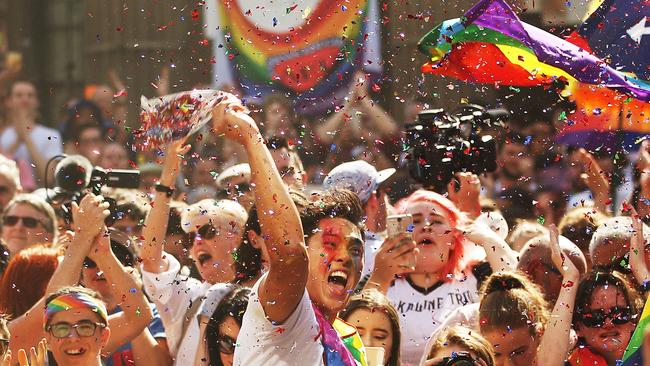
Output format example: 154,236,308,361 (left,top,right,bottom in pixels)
0,72,648,366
